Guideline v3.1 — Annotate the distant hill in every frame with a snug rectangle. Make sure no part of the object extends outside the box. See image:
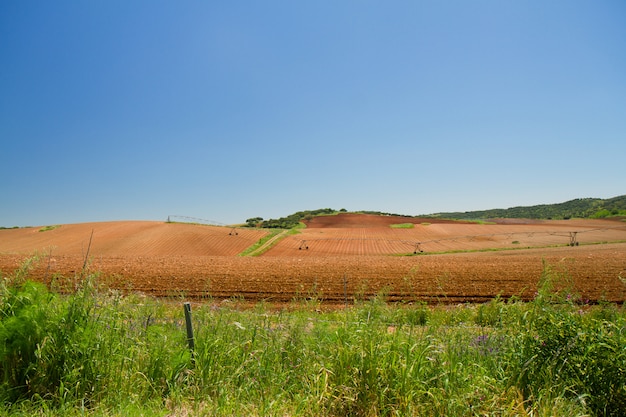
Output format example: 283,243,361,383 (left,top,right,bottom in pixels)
431,195,626,220
247,195,626,228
